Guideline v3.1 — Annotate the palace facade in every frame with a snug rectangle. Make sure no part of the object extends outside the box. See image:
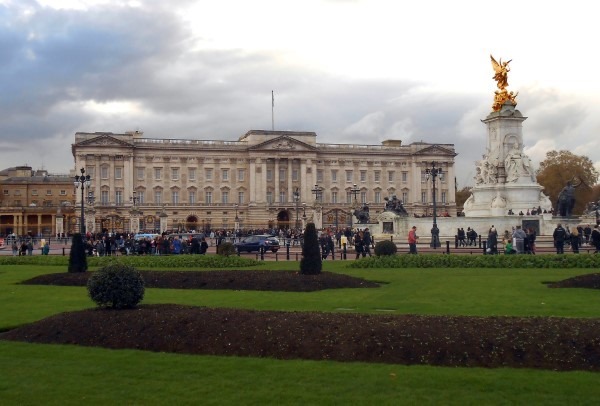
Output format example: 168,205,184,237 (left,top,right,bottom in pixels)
0,166,76,236
70,130,457,234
